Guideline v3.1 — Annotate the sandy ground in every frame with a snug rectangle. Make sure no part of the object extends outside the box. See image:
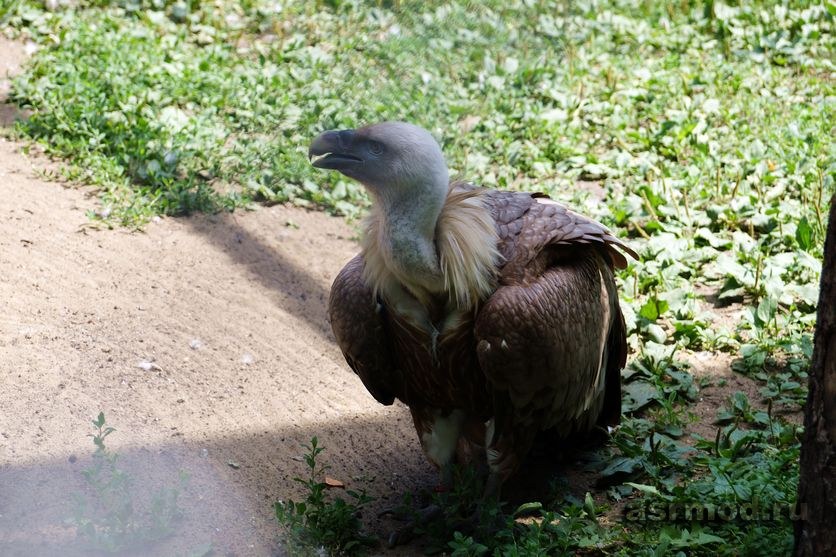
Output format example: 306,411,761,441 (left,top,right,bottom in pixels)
0,36,434,556
0,35,792,557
